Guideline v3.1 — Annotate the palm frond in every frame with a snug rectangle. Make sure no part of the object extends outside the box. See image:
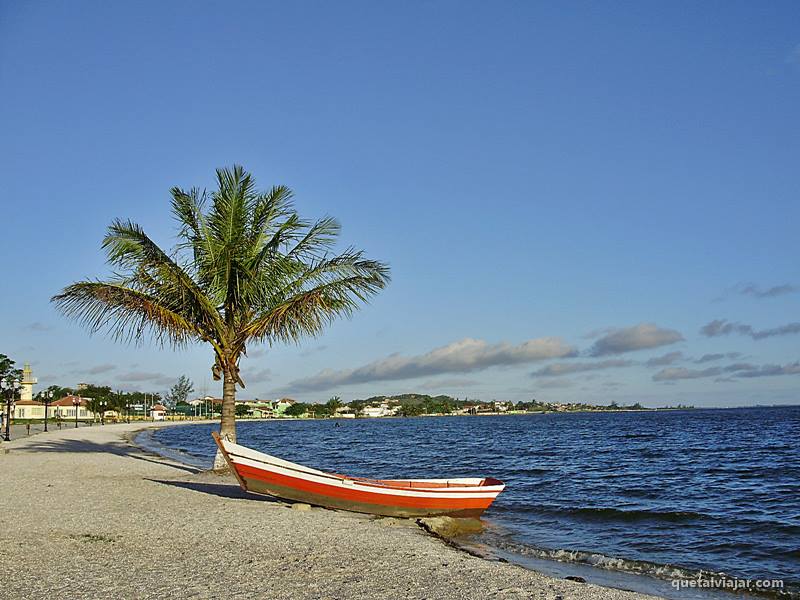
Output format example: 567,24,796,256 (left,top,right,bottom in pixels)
249,185,295,245
242,259,390,345
286,216,341,261
101,220,225,338
52,282,207,349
